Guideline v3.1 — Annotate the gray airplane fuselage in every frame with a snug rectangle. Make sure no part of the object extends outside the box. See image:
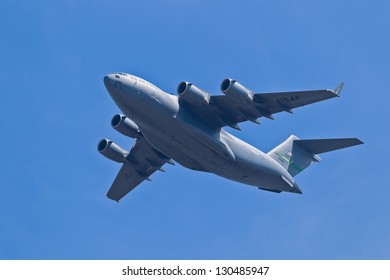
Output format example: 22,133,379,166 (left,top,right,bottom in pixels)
104,73,300,193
